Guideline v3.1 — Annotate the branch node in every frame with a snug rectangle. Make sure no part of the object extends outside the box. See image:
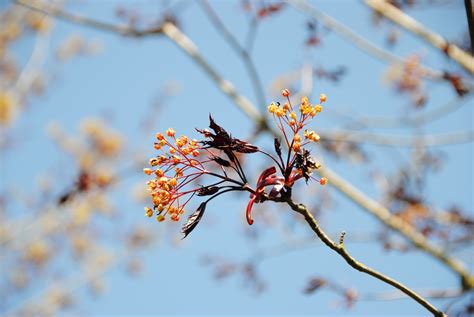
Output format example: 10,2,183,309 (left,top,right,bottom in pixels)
339,231,346,248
